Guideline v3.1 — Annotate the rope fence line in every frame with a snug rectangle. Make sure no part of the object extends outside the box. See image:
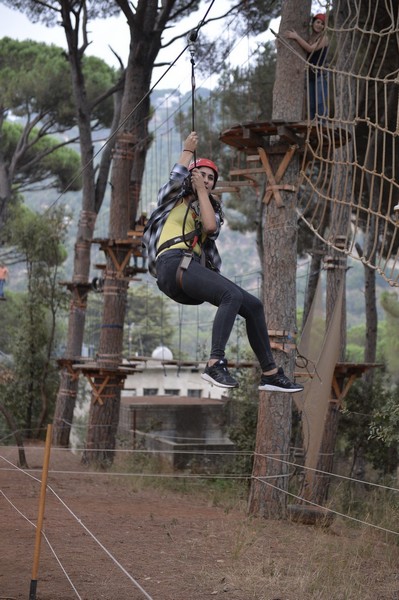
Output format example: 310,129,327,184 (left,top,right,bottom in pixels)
2,446,399,593
2,444,399,493
1,468,252,479
2,454,399,551
253,451,399,494
0,455,155,600
1,488,82,599
253,475,399,538
0,442,276,456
